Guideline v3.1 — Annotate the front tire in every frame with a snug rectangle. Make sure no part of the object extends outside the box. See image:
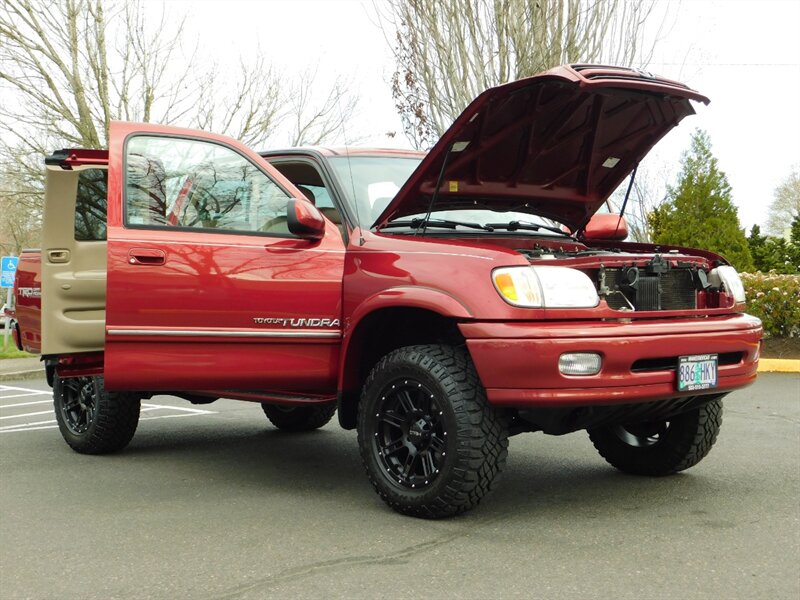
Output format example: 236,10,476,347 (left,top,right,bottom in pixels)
53,375,140,454
261,402,336,432
357,344,509,519
588,397,723,476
